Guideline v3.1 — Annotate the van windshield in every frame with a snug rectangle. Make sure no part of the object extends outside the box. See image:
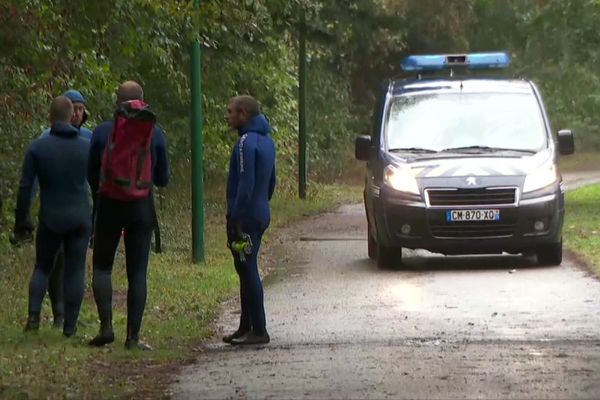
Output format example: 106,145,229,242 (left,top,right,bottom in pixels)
386,92,547,153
